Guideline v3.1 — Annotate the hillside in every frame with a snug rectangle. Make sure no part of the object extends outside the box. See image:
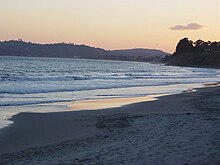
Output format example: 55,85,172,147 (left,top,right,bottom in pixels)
0,40,168,62
0,40,106,59
106,49,168,62
164,38,220,68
